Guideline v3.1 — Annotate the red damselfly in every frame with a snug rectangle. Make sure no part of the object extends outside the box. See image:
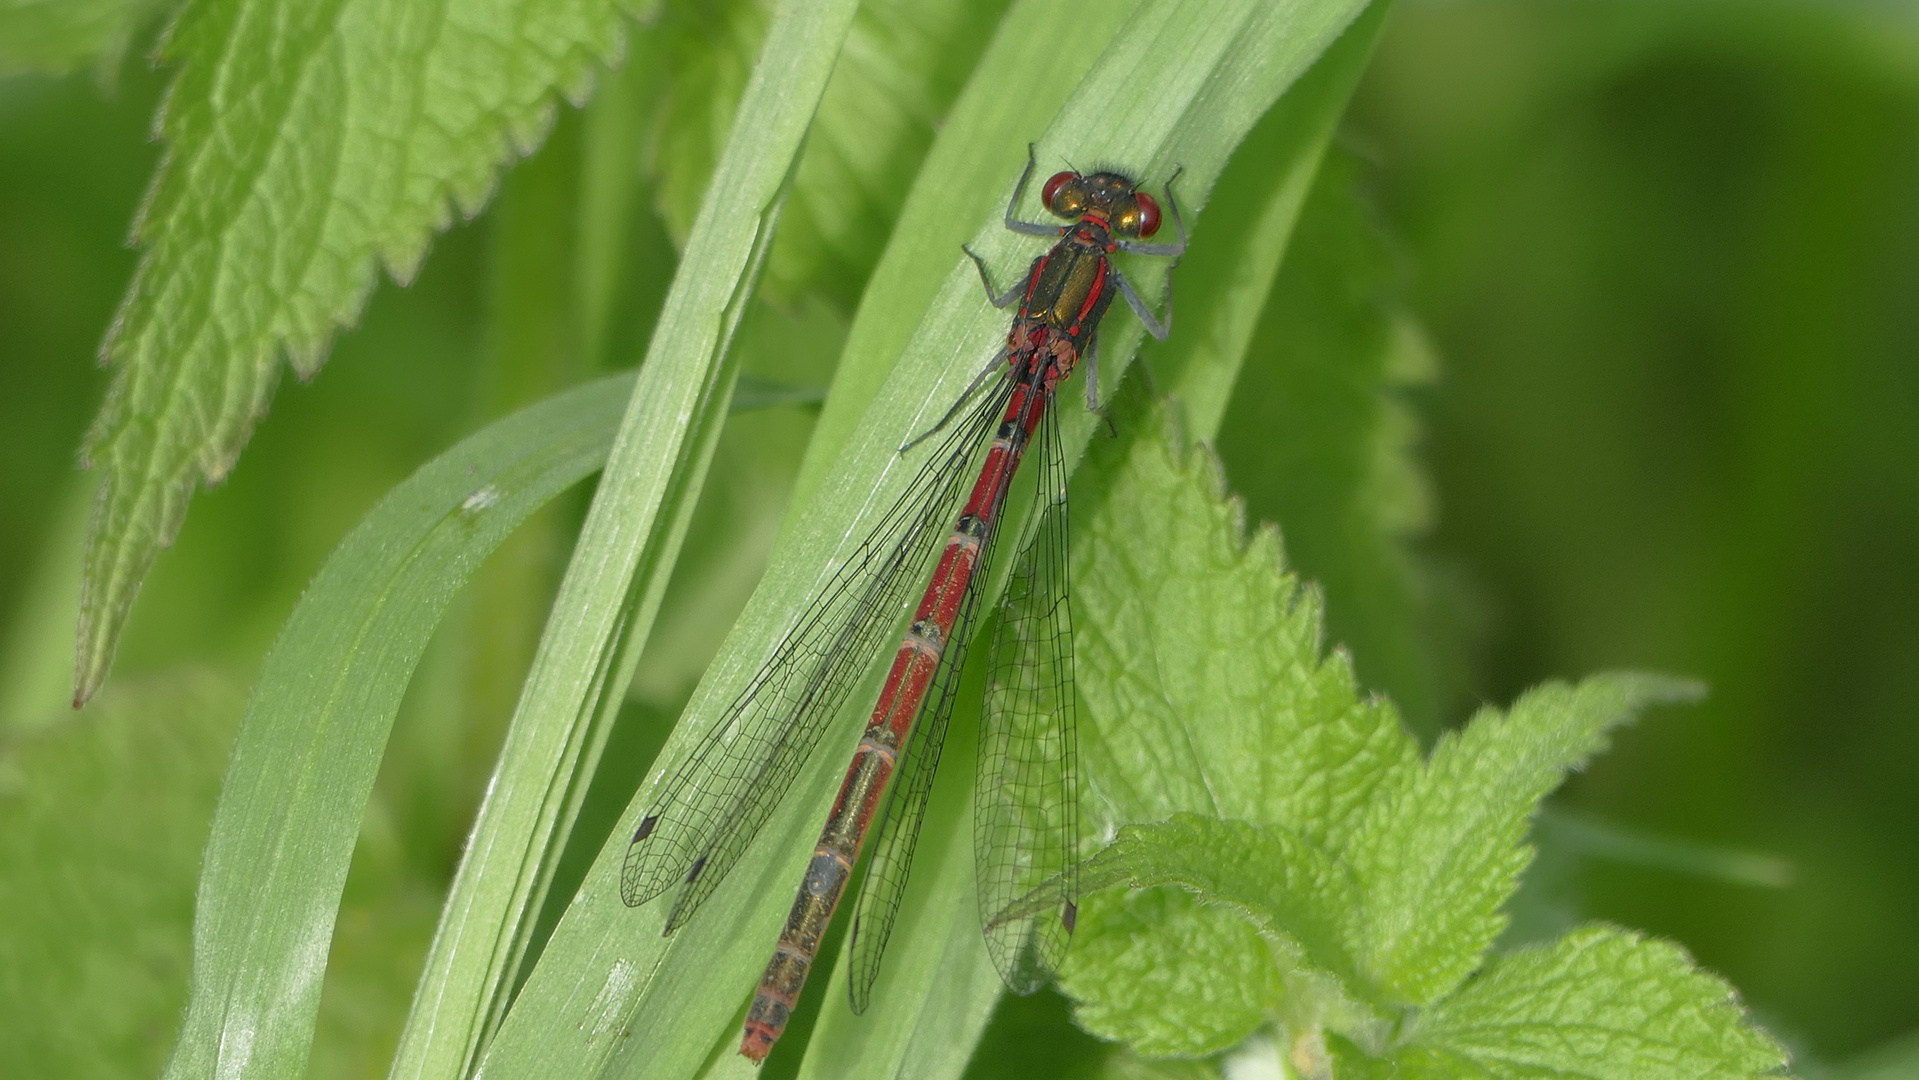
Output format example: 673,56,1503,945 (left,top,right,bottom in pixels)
621,146,1186,1063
